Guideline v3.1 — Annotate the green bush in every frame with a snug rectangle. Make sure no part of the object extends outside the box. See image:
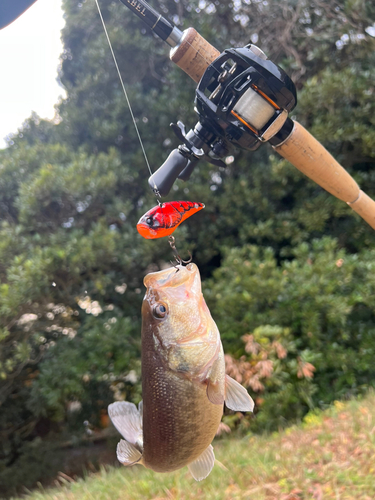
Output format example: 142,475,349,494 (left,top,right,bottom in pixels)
206,237,375,429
